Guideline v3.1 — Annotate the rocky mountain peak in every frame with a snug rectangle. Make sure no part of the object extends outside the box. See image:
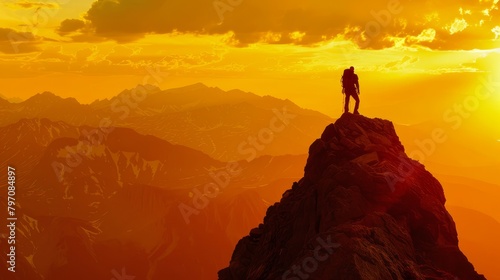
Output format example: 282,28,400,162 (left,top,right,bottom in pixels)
219,113,485,280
